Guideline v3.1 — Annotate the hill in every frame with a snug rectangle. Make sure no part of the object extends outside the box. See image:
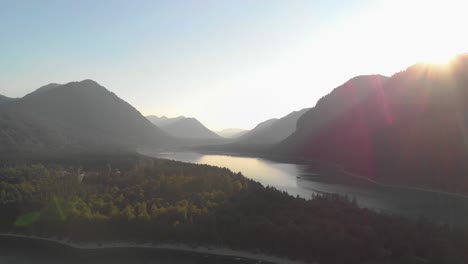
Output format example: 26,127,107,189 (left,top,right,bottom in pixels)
277,55,468,193
0,80,171,156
